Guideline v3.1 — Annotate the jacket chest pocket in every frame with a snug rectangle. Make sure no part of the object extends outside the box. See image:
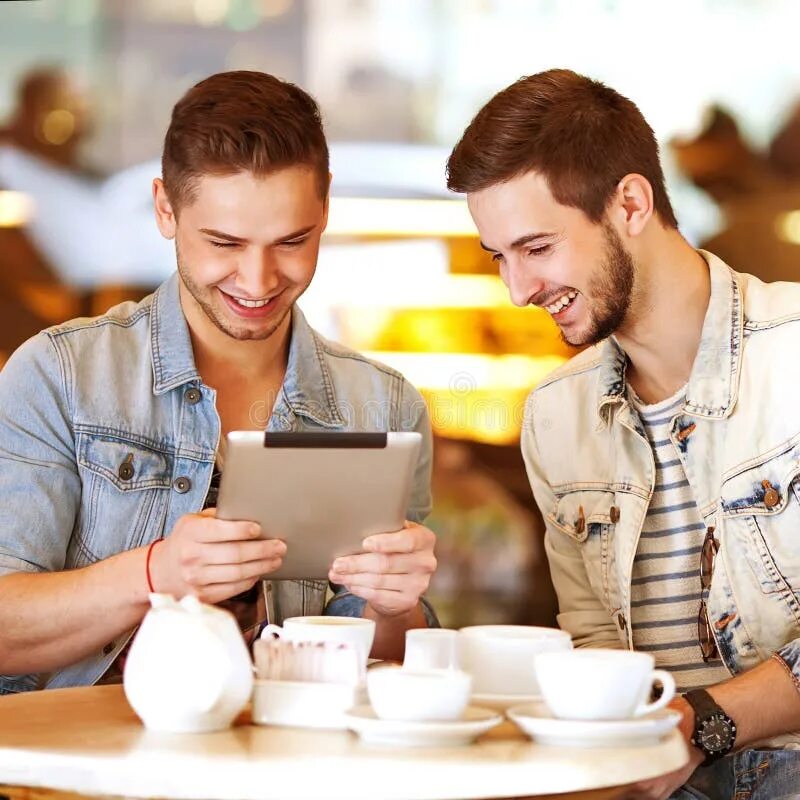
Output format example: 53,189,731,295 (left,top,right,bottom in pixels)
73,433,174,565
548,488,621,613
720,443,800,599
